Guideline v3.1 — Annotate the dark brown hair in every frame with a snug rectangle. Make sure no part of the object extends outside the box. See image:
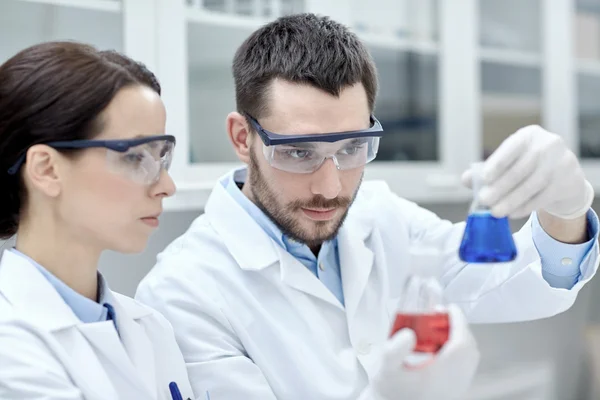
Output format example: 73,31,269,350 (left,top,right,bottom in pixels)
0,41,161,239
232,13,378,120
